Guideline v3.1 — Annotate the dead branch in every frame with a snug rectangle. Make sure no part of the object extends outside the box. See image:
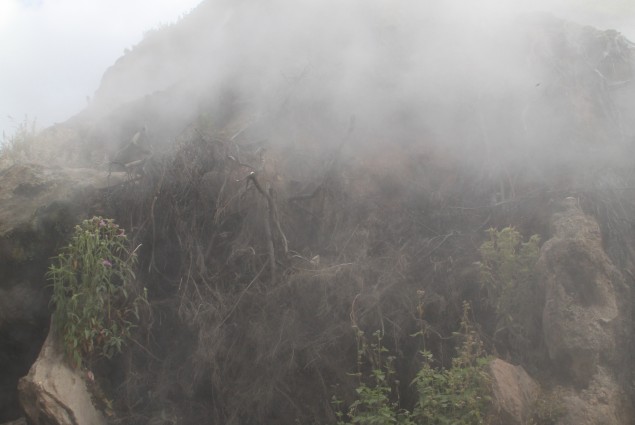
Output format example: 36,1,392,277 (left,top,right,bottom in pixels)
148,195,157,273
288,185,322,203
215,263,266,330
248,172,276,284
270,187,288,255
